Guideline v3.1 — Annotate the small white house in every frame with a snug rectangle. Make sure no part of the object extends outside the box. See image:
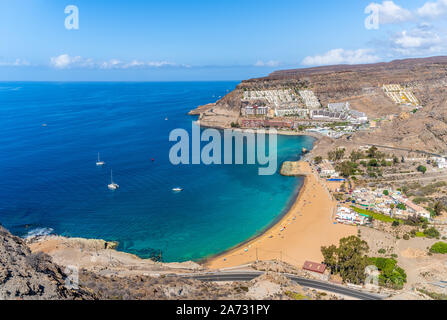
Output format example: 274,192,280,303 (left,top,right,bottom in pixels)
320,160,336,177
435,157,447,169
